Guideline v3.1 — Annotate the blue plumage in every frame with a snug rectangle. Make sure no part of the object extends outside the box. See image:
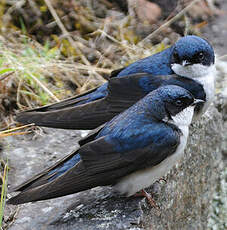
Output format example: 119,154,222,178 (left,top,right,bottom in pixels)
46,85,193,179
118,47,173,77
47,154,81,180
172,35,214,66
